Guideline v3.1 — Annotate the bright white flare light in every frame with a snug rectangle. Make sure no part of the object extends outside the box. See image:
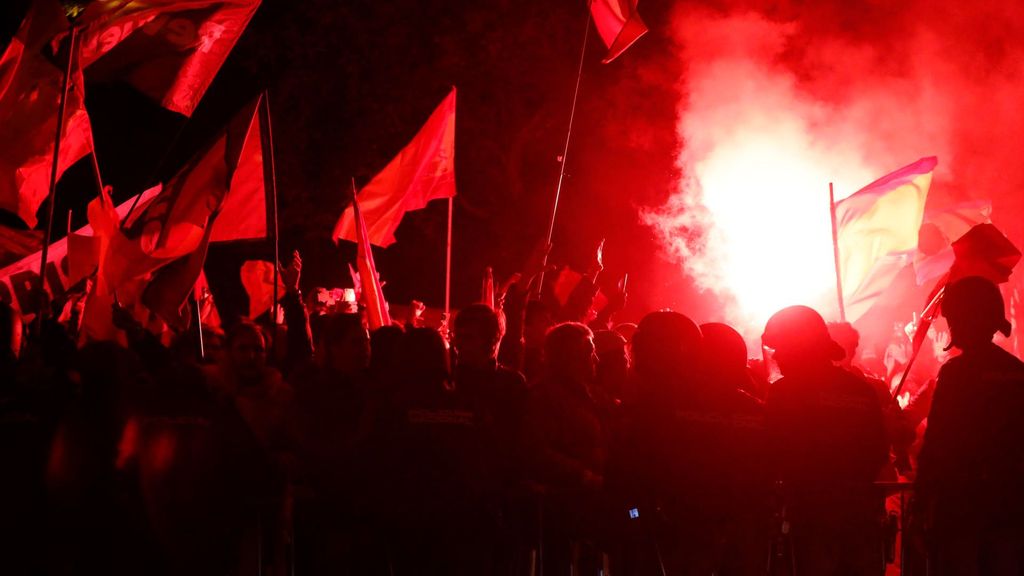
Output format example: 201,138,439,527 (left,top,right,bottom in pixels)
694,134,870,329
646,49,875,335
